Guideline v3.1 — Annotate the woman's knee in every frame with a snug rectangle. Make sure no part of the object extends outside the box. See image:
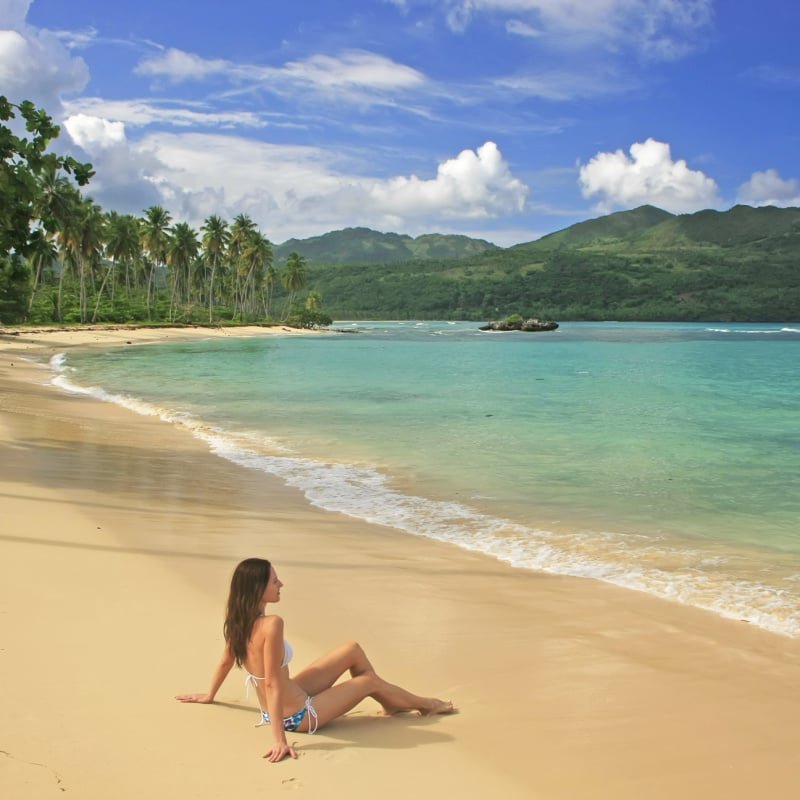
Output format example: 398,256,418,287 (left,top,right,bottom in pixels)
343,639,364,655
343,640,370,664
